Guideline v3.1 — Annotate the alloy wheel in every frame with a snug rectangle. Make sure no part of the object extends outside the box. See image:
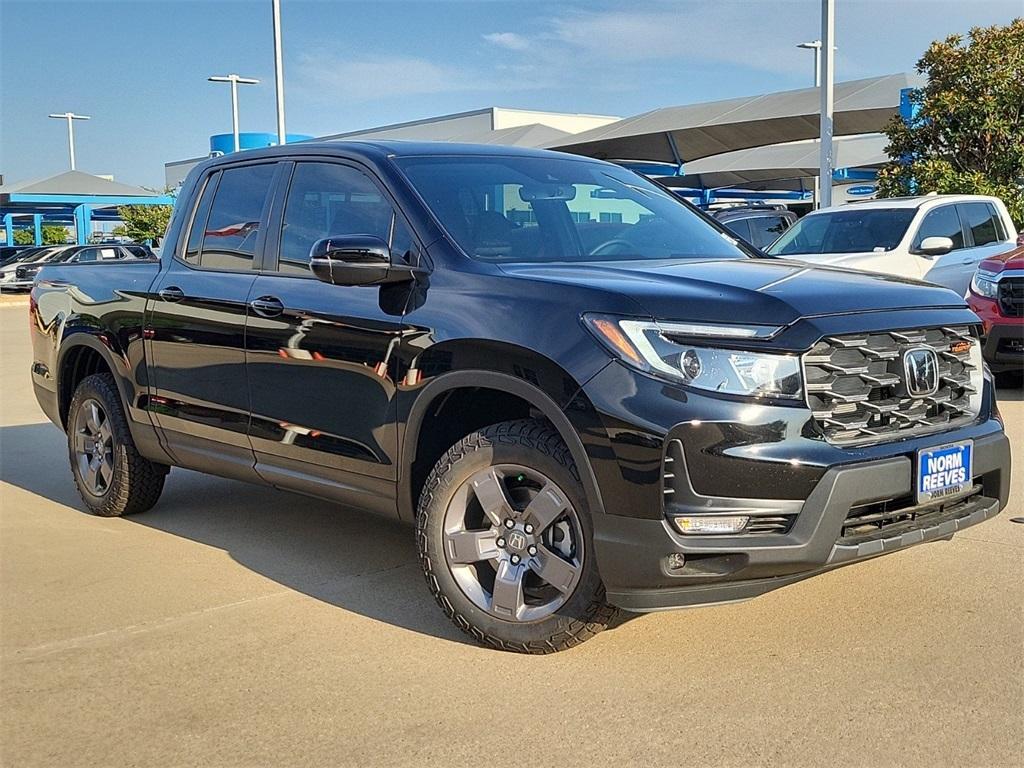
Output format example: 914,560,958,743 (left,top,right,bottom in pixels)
73,398,114,496
442,463,584,622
